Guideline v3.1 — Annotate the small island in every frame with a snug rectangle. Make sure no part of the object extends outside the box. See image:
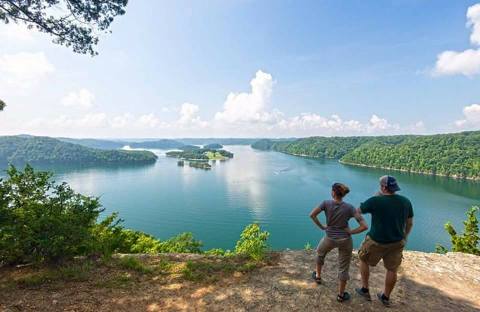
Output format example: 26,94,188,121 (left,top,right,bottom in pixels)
166,147,233,170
